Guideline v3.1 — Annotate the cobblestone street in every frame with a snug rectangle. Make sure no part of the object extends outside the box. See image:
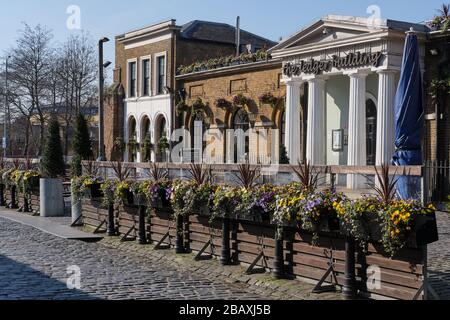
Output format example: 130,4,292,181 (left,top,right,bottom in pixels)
2,210,449,300
0,217,265,300
0,217,337,300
